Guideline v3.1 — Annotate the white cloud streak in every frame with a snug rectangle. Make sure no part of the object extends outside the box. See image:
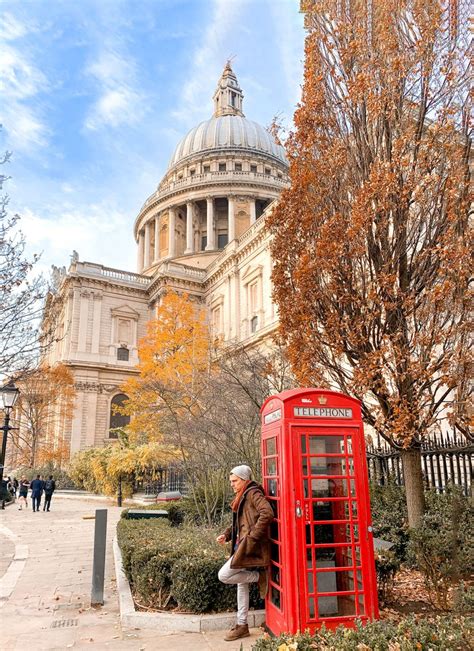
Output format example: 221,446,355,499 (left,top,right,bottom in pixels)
170,0,243,125
84,47,148,131
20,202,136,274
0,16,49,152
